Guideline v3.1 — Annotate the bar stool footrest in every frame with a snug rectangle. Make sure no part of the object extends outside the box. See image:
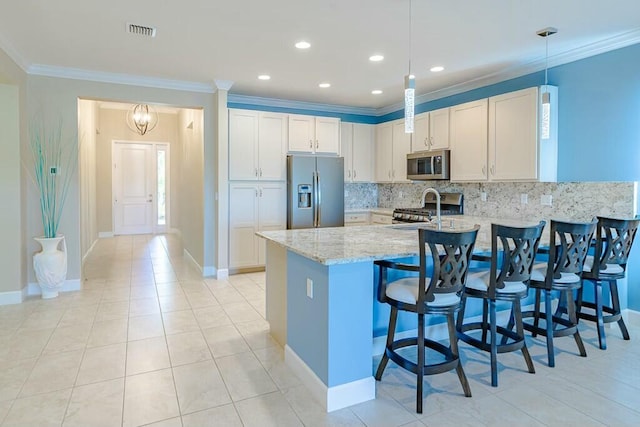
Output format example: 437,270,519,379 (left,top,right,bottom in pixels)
457,322,526,353
385,337,460,376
